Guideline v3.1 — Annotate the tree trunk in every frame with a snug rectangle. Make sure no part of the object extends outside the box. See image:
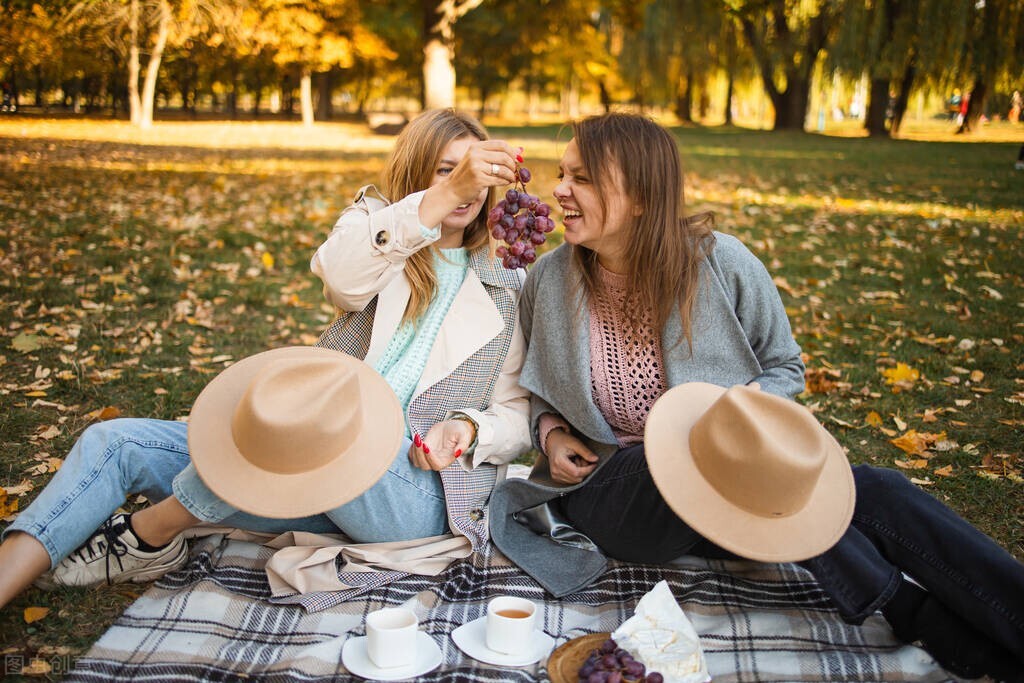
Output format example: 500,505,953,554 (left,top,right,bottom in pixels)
957,80,986,134
598,80,612,113
676,70,693,122
724,69,734,125
421,0,484,110
300,68,314,127
139,0,171,129
316,70,333,121
227,62,239,119
889,59,916,136
128,0,141,126
864,76,890,137
34,64,44,107
422,38,455,109
770,77,811,131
